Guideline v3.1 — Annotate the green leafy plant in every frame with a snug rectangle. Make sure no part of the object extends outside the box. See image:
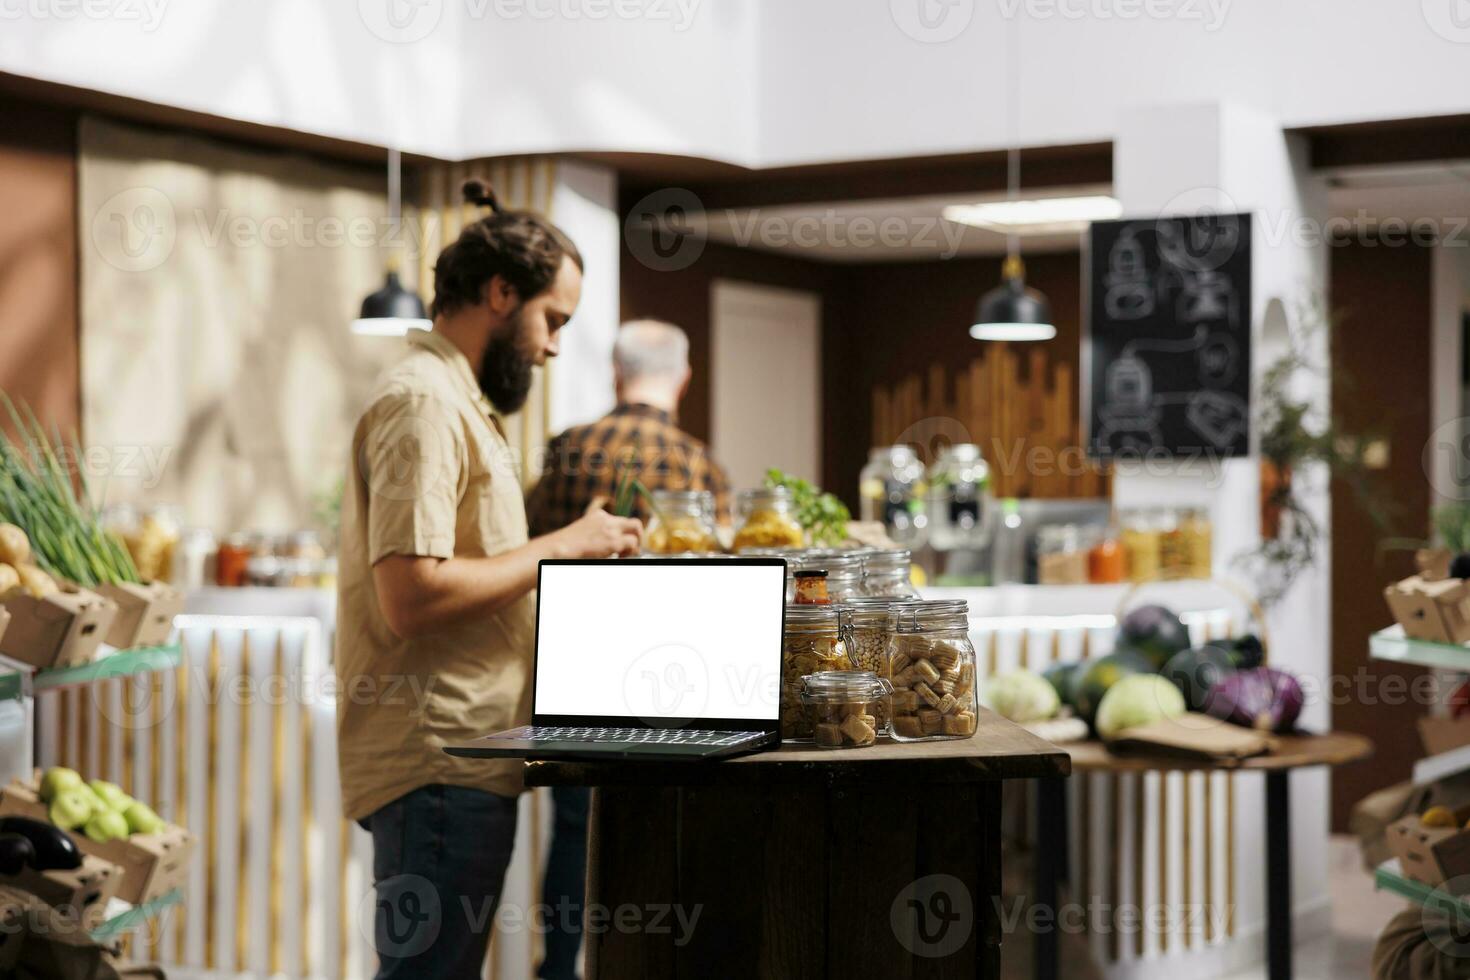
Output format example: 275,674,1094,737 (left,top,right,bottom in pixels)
0,395,140,587
1235,298,1389,605
764,469,850,547
1434,503,1470,553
